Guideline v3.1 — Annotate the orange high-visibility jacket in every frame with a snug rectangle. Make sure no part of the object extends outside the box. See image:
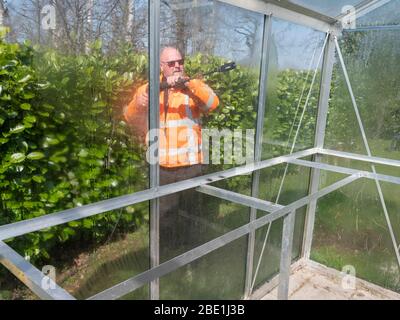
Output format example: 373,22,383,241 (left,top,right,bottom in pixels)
124,79,219,168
